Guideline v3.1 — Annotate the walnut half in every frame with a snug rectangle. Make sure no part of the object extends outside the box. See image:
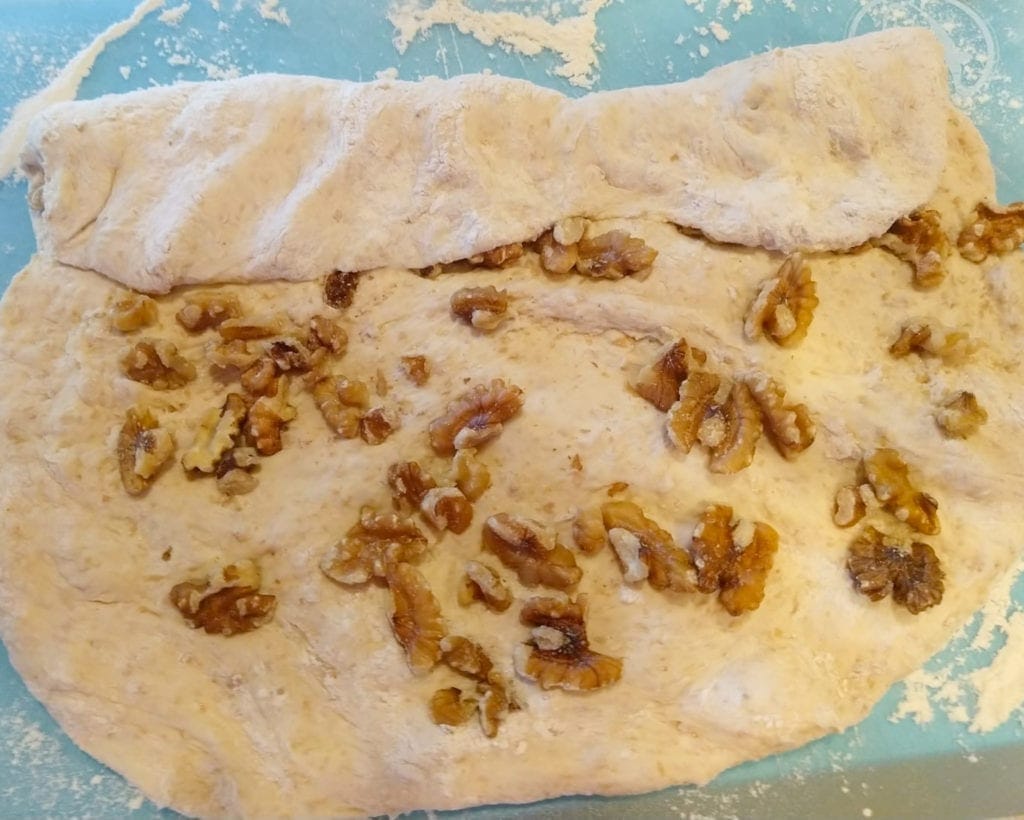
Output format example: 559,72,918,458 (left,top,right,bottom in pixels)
450,286,511,331
847,525,944,614
428,380,524,455
862,448,940,535
633,338,704,412
116,407,175,496
320,507,429,585
957,202,1024,263
743,254,818,347
875,209,949,289
602,501,696,592
482,514,582,590
386,562,445,676
120,339,197,390
169,559,276,636
935,391,988,439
